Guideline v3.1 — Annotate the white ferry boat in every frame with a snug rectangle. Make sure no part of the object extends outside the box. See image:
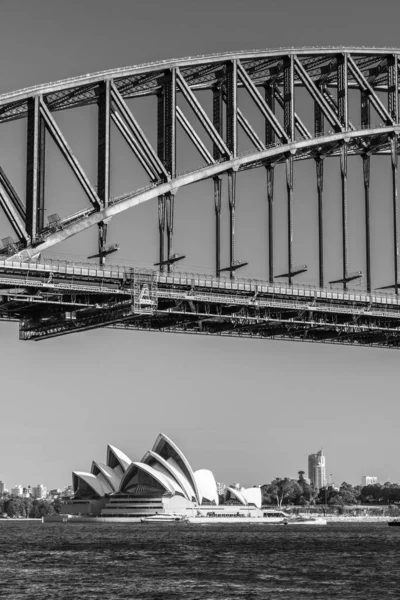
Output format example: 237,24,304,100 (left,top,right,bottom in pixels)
140,513,189,524
262,510,327,525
